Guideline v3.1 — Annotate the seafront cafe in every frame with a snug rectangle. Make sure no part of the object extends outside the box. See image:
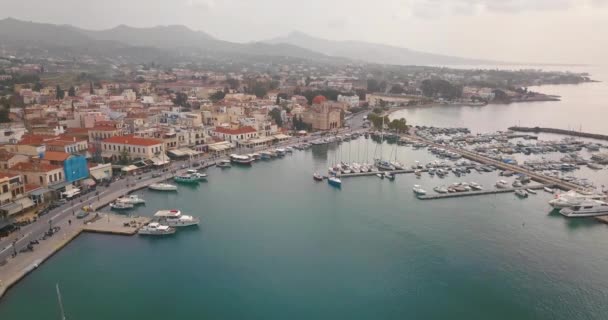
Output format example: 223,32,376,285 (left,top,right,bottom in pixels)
208,141,233,156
